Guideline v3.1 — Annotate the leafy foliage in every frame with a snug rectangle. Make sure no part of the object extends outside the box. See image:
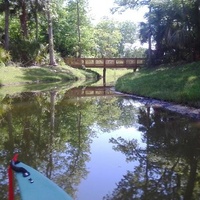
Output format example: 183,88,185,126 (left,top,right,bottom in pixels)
0,0,199,66
10,38,40,66
0,0,145,66
94,18,122,57
114,0,200,65
0,47,11,65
